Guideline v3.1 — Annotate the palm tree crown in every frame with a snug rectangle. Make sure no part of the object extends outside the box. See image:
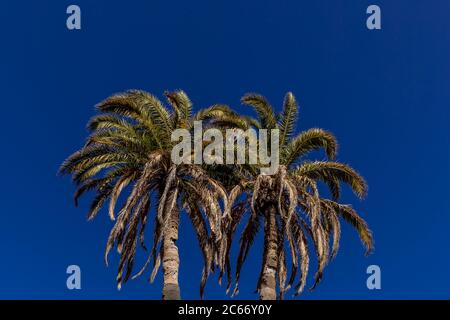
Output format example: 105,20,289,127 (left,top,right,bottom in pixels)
60,90,232,299
219,92,373,299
